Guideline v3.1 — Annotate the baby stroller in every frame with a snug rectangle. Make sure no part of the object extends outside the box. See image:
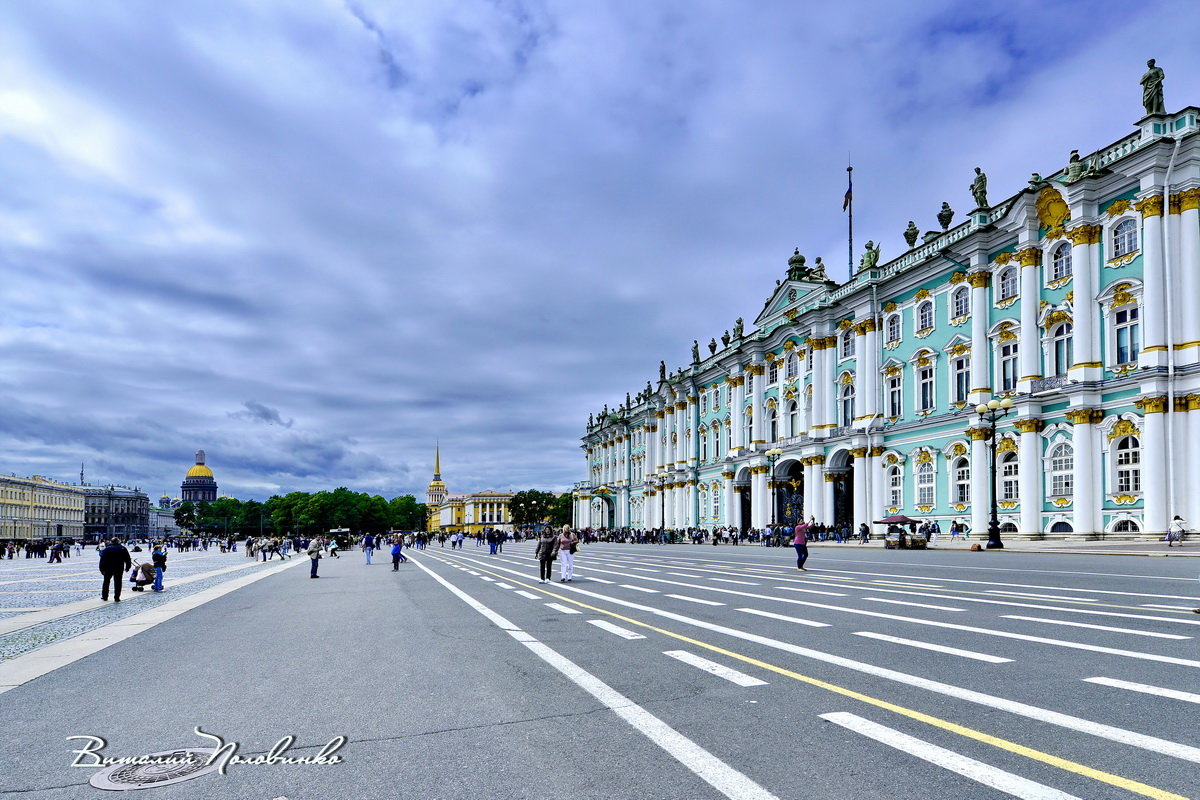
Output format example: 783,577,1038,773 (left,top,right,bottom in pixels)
129,561,154,592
